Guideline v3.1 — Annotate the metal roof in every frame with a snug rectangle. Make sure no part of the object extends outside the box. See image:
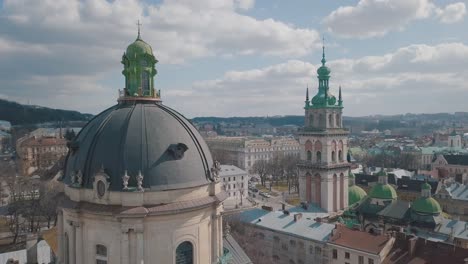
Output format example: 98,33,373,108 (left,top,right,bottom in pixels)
445,182,468,201
238,206,334,242
219,165,247,177
64,101,214,191
223,235,253,264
